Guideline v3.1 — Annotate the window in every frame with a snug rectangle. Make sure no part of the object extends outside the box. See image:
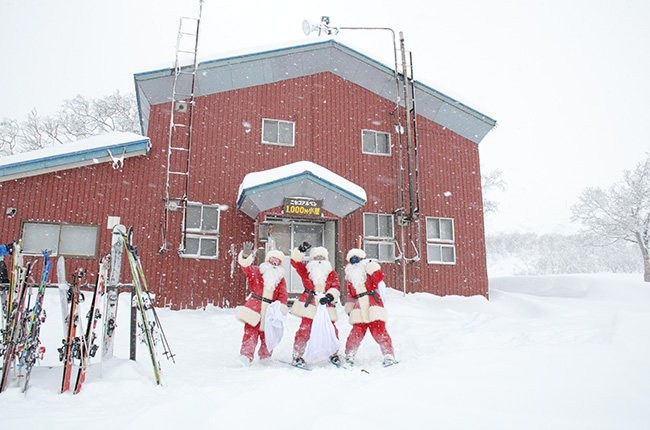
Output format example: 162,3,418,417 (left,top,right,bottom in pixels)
426,217,456,264
363,213,395,262
262,119,294,146
22,221,99,258
183,203,221,259
362,130,391,155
